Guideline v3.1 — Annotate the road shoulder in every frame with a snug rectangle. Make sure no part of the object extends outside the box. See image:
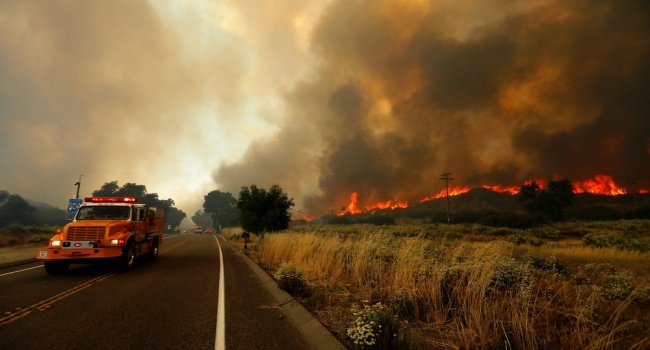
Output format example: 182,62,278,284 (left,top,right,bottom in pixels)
218,234,346,350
